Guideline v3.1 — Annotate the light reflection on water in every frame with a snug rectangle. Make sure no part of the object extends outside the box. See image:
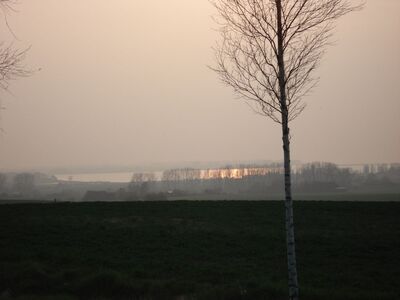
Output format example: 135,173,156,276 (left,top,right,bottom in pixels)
55,171,165,183
55,172,134,183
